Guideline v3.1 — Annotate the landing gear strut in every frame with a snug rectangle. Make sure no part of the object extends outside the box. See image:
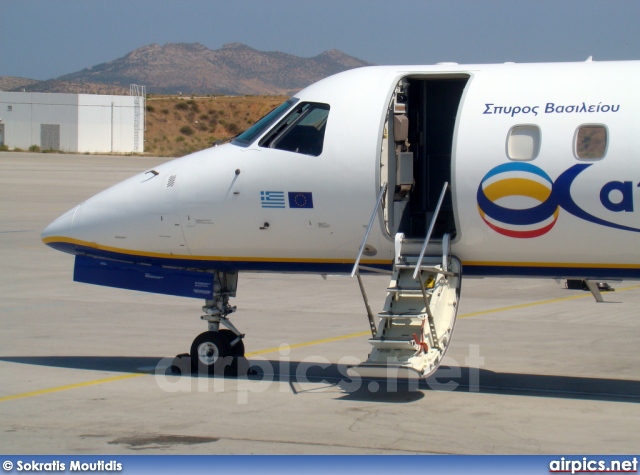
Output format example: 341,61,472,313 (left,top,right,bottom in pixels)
183,271,245,375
